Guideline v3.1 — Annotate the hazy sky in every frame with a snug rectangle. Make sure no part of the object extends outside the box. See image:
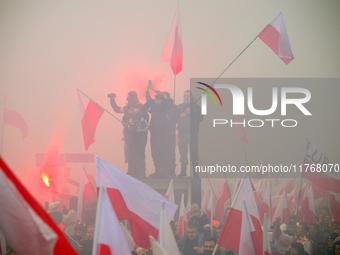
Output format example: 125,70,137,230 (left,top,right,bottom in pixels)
0,1,339,204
